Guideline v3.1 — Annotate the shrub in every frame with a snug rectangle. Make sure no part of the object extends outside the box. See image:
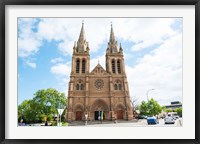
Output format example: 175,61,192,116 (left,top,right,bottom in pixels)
47,115,53,121
40,114,47,122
